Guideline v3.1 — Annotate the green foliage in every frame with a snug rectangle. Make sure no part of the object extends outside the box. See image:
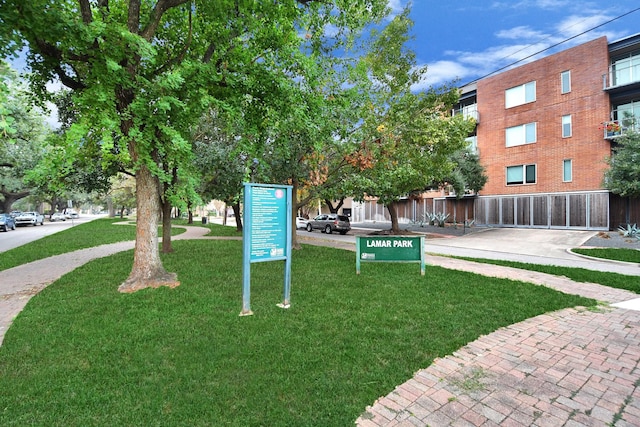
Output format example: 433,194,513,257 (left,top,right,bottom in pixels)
0,0,392,277
446,149,488,197
0,241,594,425
0,61,51,212
345,9,476,209
604,131,640,198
